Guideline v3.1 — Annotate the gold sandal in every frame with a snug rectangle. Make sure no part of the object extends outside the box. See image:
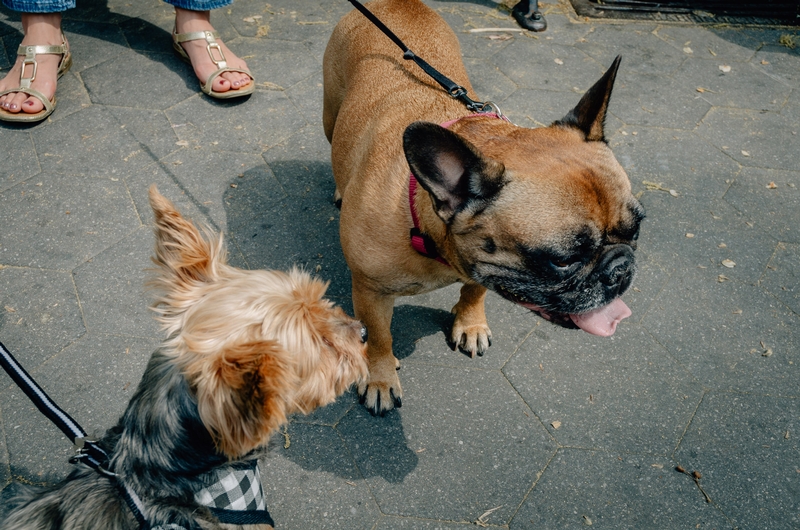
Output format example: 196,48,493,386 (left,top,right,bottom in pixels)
172,28,255,99
0,35,71,123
